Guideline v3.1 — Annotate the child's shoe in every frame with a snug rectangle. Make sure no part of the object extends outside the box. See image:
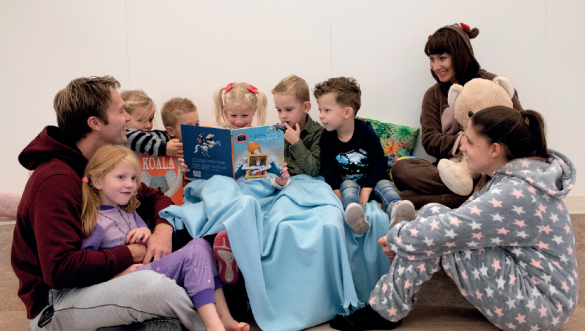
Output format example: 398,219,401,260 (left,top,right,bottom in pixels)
389,200,416,229
213,231,239,284
345,203,370,235
330,305,402,330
